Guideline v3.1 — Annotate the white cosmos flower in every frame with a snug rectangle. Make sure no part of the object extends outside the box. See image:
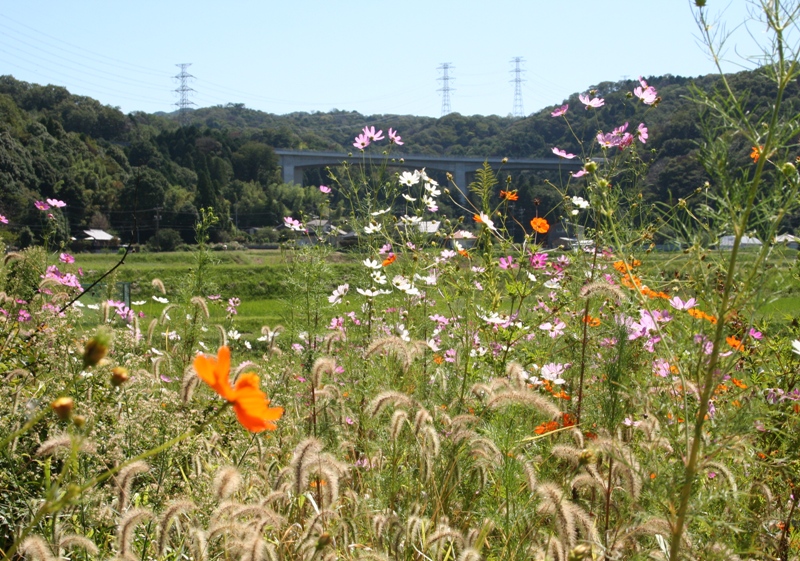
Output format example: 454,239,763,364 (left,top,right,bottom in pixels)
244,340,252,350
571,196,590,209
131,300,146,306
227,329,241,341
422,195,438,212
544,279,561,289
399,170,421,186
792,340,800,355
527,272,537,282
415,272,438,286
371,271,388,285
328,284,349,304
402,194,417,202
152,295,169,304
477,213,495,231
401,215,422,225
363,258,382,270
371,207,391,216
364,223,382,234
357,287,391,298
424,183,441,197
